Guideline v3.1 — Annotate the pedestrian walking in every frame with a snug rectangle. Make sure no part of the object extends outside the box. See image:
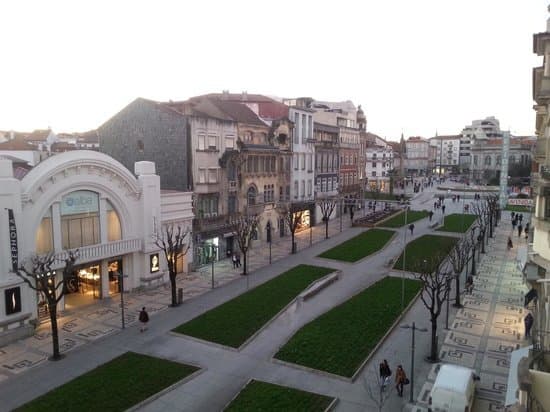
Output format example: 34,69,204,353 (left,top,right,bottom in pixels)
232,253,237,269
511,212,516,221
507,236,513,250
525,226,529,240
379,359,392,389
409,223,415,236
519,213,524,223
434,201,438,210
395,365,408,397
512,218,517,231
524,312,534,338
457,194,460,202
235,251,241,268
442,205,446,214
518,224,523,238
139,307,149,332
429,210,434,222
